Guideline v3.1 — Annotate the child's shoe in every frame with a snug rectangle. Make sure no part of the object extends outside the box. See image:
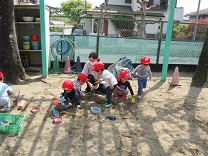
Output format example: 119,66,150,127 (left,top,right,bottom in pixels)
137,95,141,99
4,107,10,113
121,95,126,100
102,103,112,108
77,104,81,108
113,94,118,99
